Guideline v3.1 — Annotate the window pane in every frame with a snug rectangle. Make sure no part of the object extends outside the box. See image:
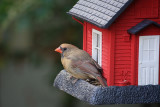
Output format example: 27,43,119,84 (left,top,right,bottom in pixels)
93,48,98,62
98,49,101,65
96,34,98,47
97,34,100,48
96,49,98,62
